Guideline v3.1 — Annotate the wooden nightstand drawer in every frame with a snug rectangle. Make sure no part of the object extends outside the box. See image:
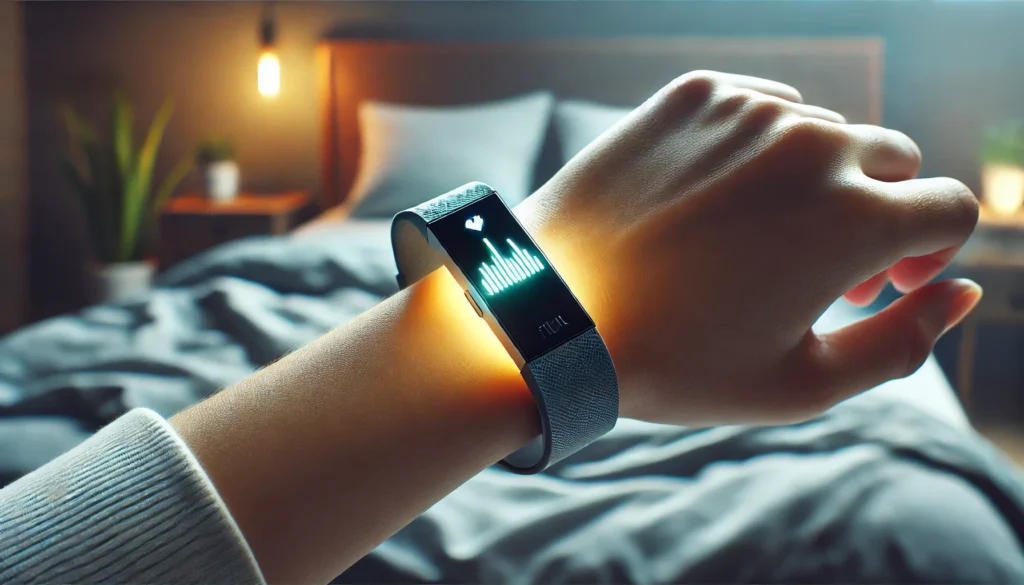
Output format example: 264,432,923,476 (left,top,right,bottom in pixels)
160,192,314,268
